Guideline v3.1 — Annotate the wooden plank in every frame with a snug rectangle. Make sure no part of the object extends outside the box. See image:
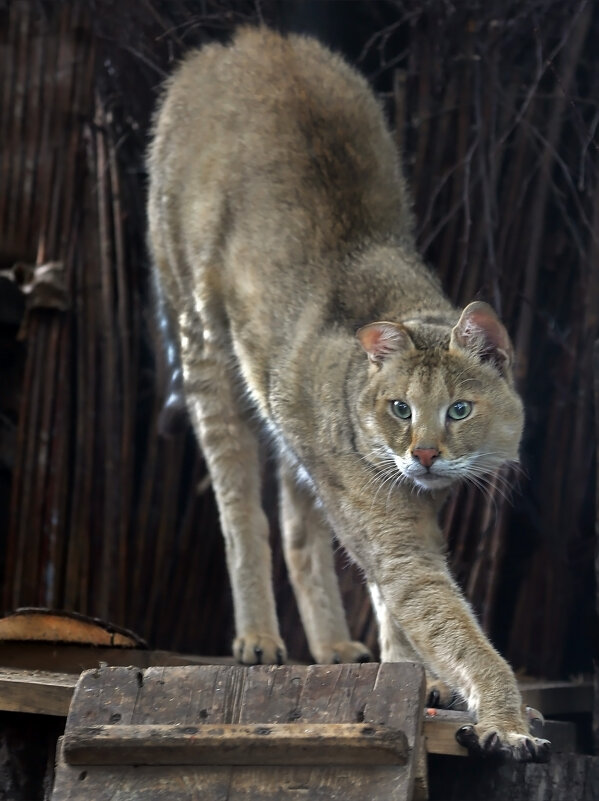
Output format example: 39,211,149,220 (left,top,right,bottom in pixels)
0,668,76,715
0,656,591,720
365,661,427,798
52,663,424,801
52,744,417,801
424,710,469,757
0,666,583,758
284,662,381,723
0,642,235,674
62,722,408,766
0,609,144,646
